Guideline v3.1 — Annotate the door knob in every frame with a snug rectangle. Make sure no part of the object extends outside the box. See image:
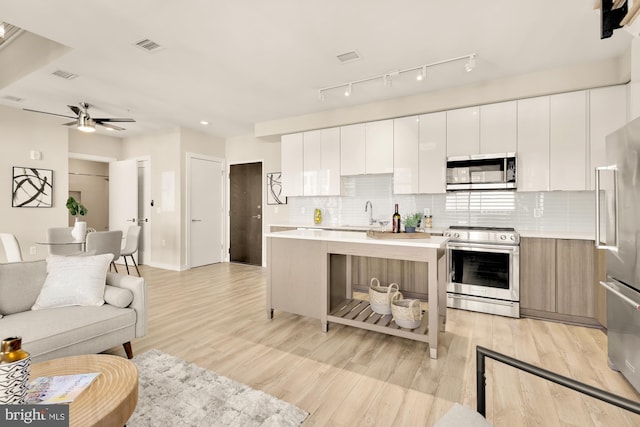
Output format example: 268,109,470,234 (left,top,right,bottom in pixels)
192,219,202,222
252,214,261,219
